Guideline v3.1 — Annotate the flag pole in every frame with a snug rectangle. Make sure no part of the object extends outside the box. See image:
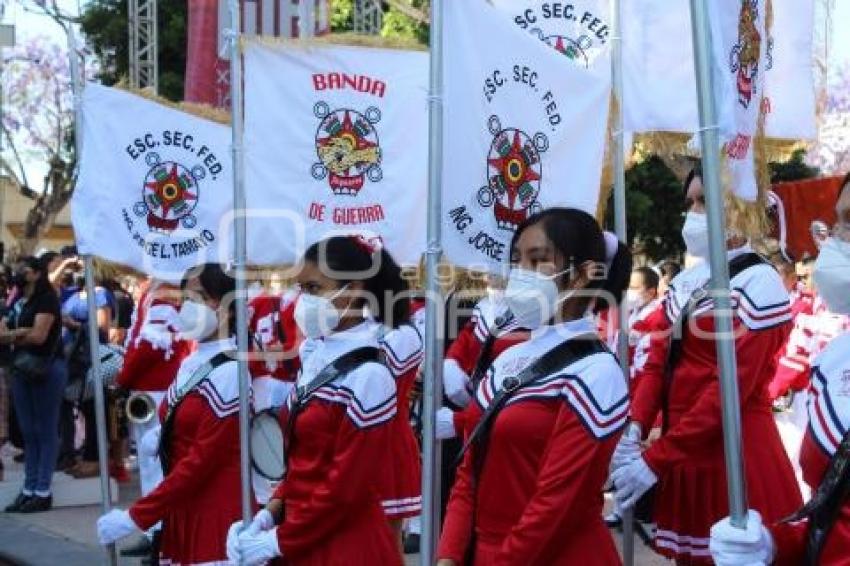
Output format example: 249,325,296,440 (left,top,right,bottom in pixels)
227,0,254,531
420,0,445,563
688,0,748,527
609,0,635,563
67,27,118,566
